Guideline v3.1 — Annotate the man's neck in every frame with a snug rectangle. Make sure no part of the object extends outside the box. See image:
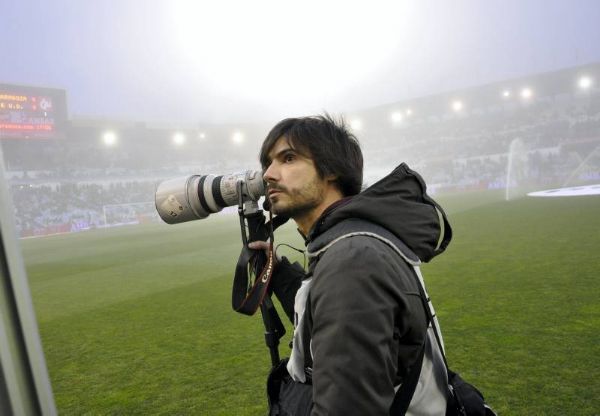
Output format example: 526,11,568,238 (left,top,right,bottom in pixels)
294,190,344,236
